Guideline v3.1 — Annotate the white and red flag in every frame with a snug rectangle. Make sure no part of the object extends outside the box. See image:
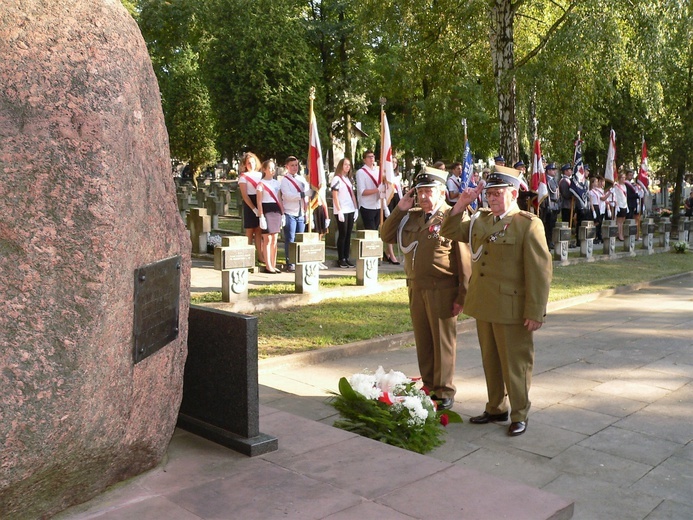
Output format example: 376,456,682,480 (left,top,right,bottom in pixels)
308,110,325,195
603,129,617,187
380,111,395,184
637,137,649,190
531,137,548,209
